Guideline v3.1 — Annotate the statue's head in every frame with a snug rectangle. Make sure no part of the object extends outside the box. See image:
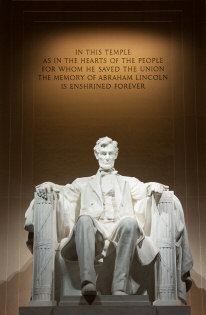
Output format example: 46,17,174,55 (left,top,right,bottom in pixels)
94,137,119,170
